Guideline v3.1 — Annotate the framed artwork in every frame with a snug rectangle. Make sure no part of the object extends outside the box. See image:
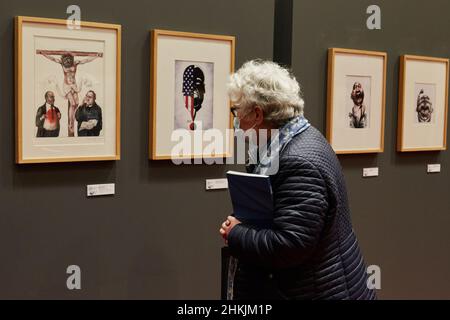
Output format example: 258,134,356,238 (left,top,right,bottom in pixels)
397,55,449,152
150,29,235,160
15,16,121,164
327,48,387,154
